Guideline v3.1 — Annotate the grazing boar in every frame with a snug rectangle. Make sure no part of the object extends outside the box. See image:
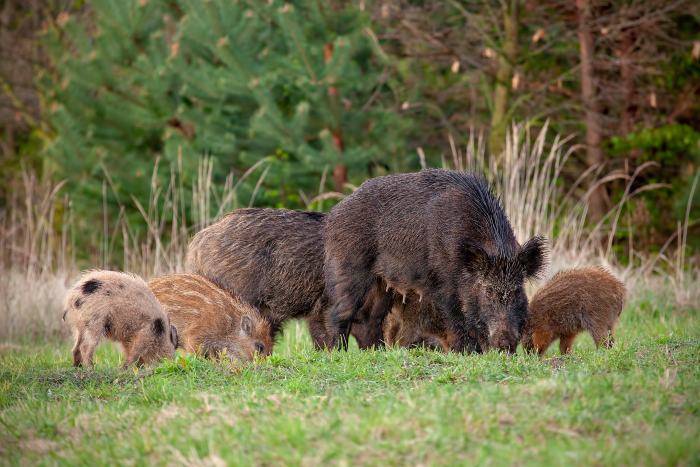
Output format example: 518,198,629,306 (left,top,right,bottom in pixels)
521,267,626,354
383,291,455,351
148,273,272,361
63,270,177,368
186,208,389,349
323,169,547,352
186,208,330,346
